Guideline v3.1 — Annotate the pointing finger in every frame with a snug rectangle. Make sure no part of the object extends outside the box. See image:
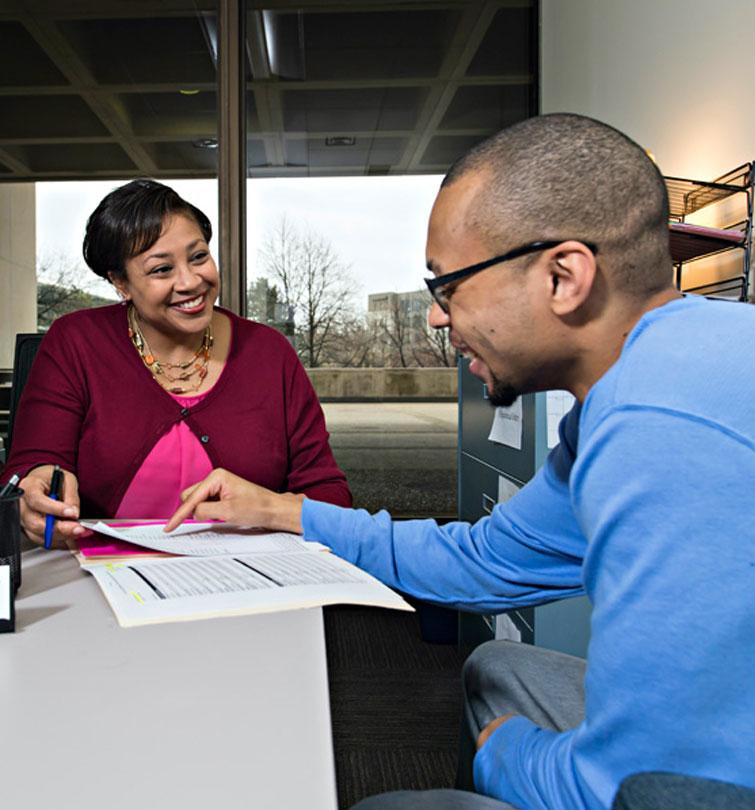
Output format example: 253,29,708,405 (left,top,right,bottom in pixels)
164,477,217,532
